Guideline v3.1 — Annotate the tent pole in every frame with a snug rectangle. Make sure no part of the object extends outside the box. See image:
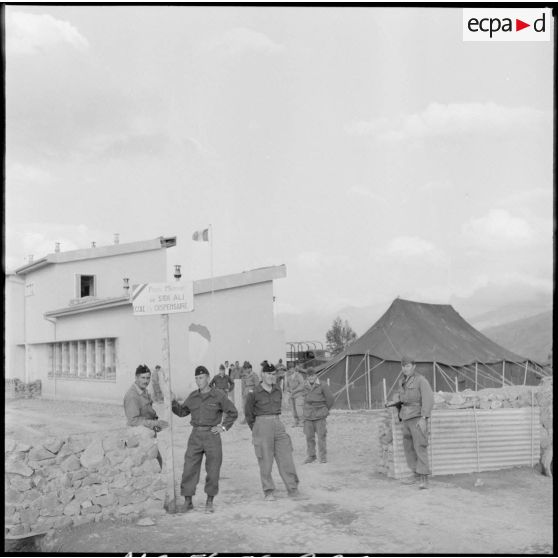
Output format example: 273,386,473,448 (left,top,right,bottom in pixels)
345,357,351,411
383,378,387,405
502,361,505,387
432,361,436,392
476,363,481,389
365,352,370,409
523,361,528,385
